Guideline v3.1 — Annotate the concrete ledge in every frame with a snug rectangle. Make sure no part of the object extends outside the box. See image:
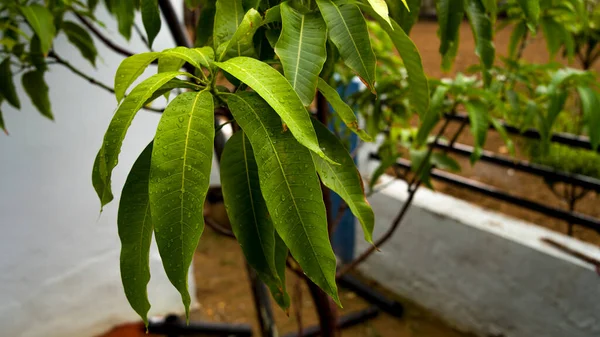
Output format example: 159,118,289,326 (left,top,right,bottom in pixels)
356,173,600,337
